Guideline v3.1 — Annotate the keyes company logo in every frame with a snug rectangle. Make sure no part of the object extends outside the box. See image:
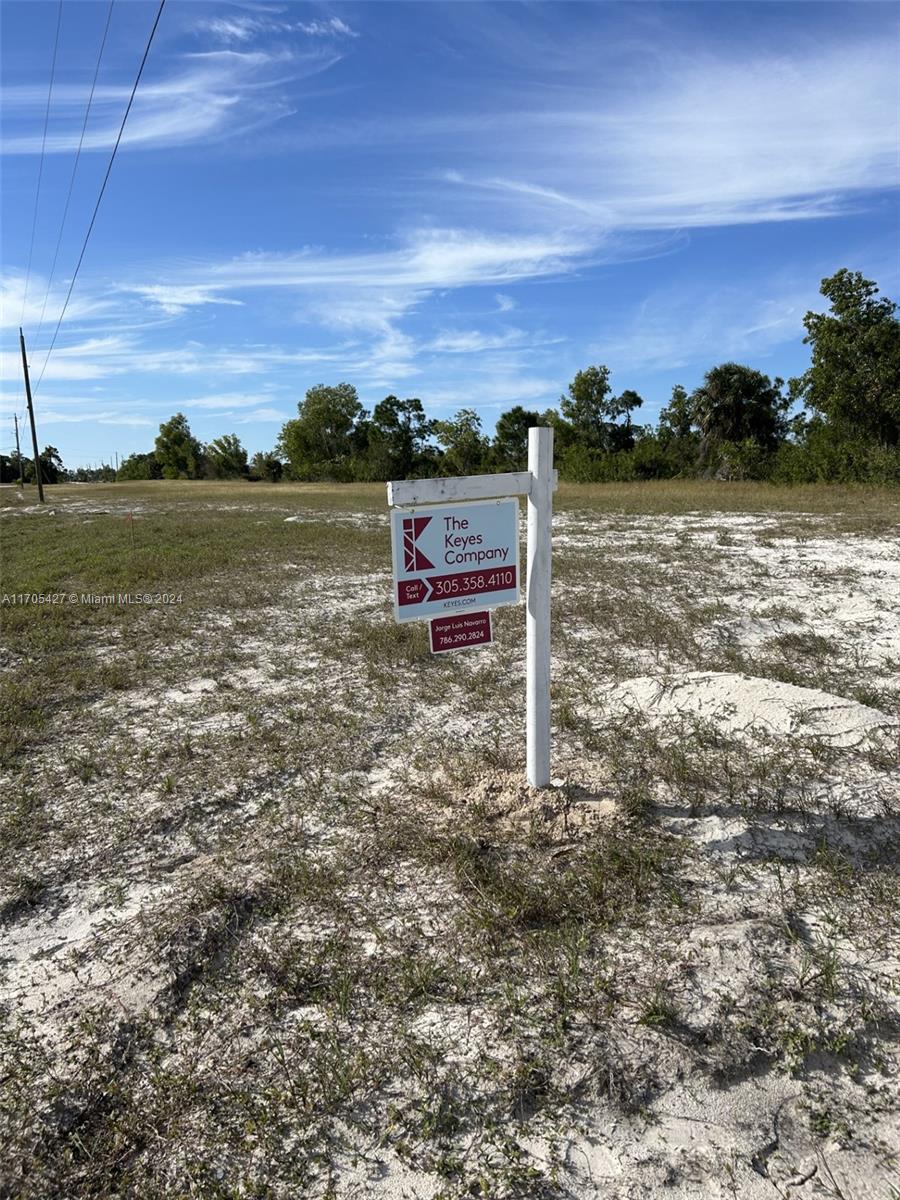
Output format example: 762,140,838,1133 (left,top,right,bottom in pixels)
402,516,435,571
